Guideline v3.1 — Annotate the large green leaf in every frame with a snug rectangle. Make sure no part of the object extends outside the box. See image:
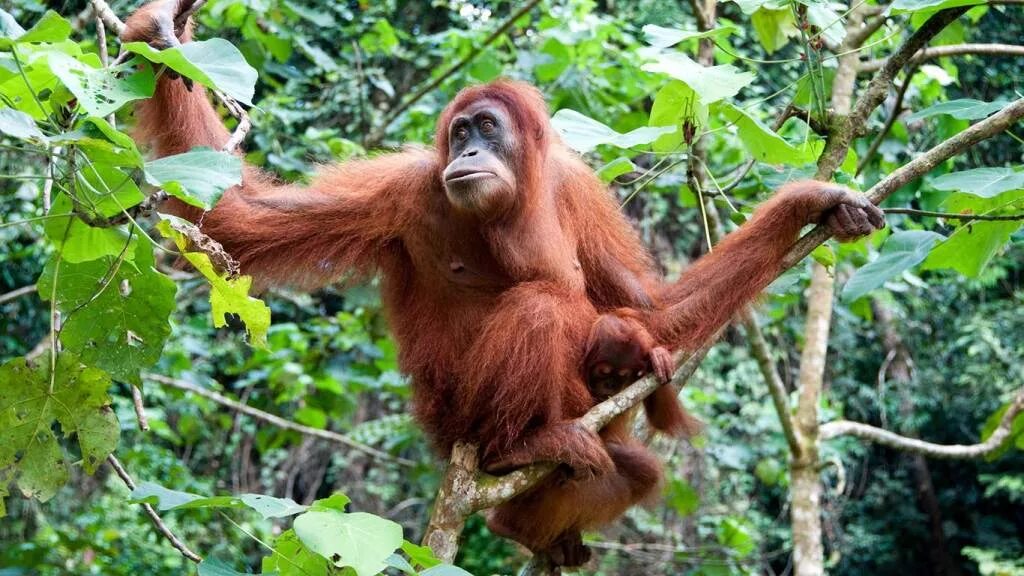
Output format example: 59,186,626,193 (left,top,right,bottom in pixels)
750,8,797,54
43,194,139,263
804,2,846,46
196,559,258,576
841,230,945,301
37,241,176,384
714,102,815,165
124,39,258,105
294,509,404,576
923,218,1023,277
551,109,675,154
932,167,1024,198
72,162,145,218
906,99,1006,122
889,0,983,14
642,52,754,104
48,52,155,117
261,530,330,576
144,148,243,209
157,218,270,347
641,24,738,49
0,10,70,47
0,354,118,516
